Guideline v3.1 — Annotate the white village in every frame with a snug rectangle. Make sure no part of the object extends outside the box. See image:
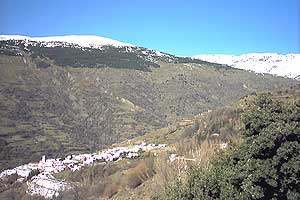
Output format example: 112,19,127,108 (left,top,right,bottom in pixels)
0,142,167,198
